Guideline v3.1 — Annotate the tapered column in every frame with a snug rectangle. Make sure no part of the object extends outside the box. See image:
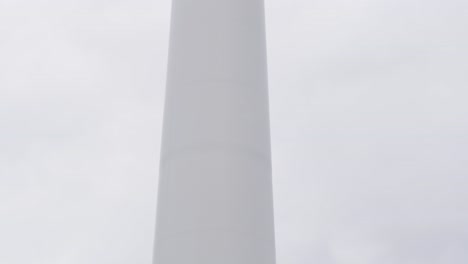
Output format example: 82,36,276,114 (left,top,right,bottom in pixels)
153,0,276,263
